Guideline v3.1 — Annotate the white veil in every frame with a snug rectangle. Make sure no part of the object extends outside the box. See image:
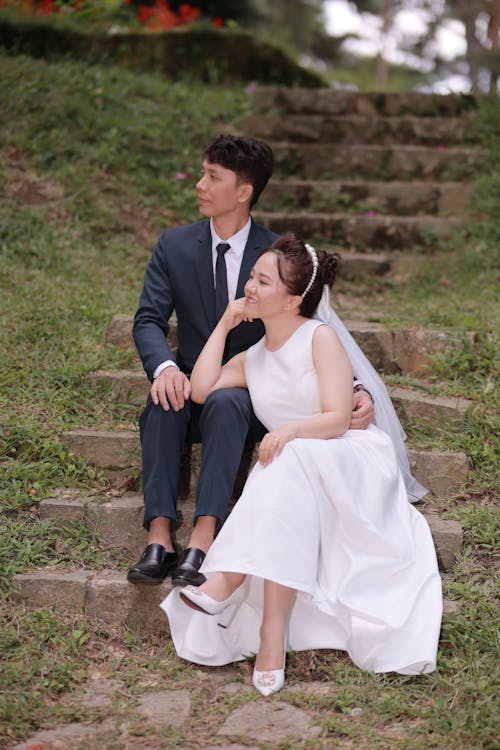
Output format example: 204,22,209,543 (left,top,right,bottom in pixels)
314,286,428,502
